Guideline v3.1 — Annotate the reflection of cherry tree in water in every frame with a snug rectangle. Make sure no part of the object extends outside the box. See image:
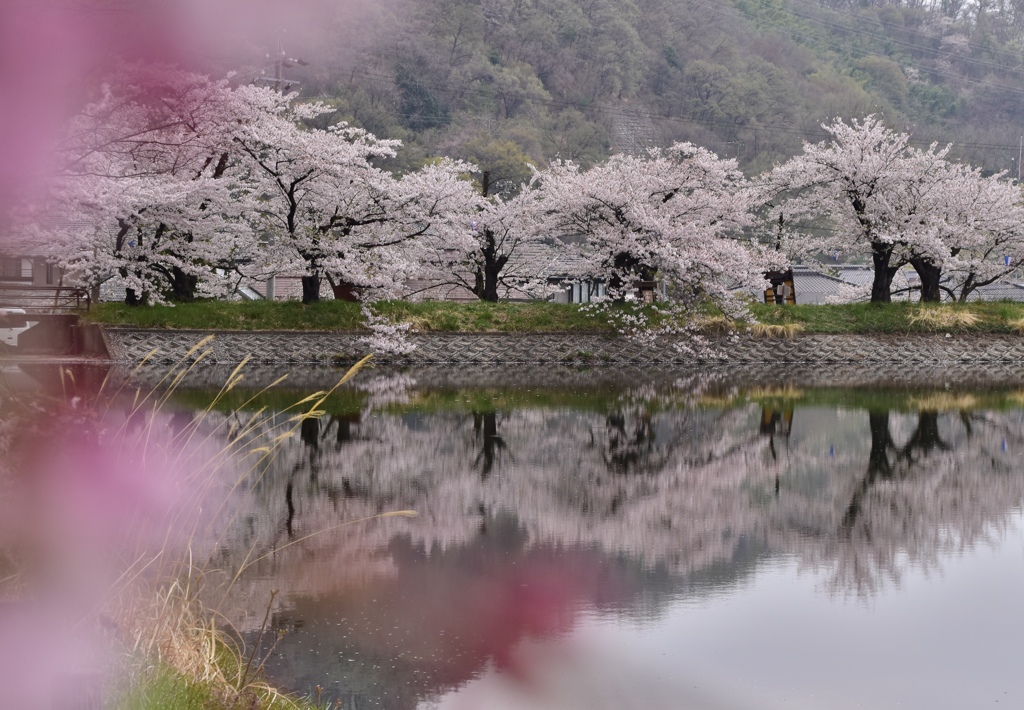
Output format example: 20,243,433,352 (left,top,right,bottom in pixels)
785,405,1024,596
601,408,660,475
473,387,698,481
760,405,793,497
220,401,770,573
840,410,953,535
471,410,507,479
204,390,1024,608
289,413,373,535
